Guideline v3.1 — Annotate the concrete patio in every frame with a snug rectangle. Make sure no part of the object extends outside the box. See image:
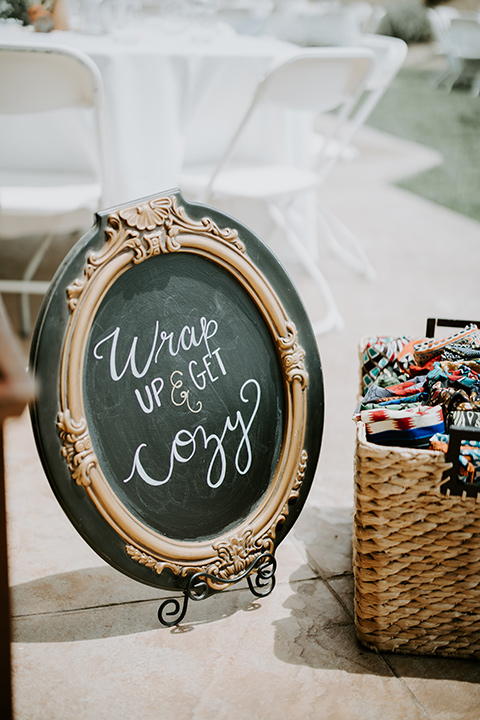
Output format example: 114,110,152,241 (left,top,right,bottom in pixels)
3,45,480,720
